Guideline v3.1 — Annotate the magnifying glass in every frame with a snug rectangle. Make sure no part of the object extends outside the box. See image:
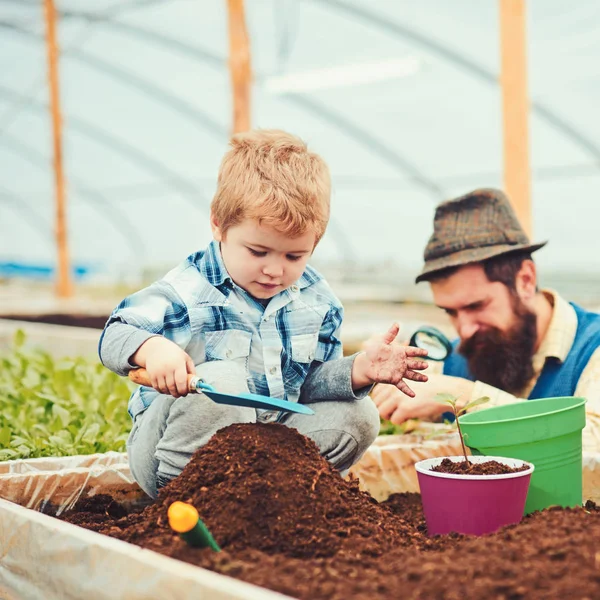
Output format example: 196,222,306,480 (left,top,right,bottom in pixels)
409,325,452,361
